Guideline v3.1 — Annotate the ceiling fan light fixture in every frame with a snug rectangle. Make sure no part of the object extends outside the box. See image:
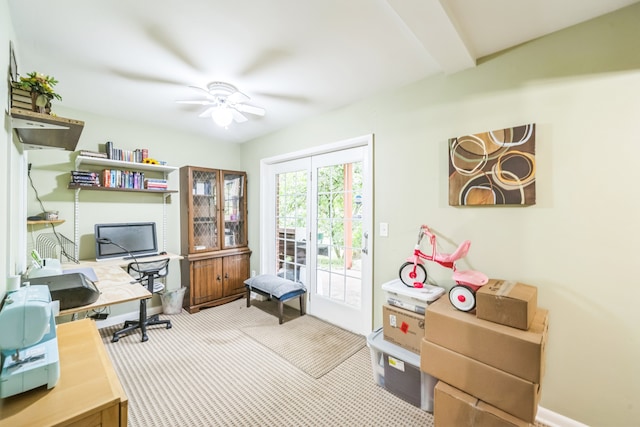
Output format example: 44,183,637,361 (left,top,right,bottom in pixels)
211,107,233,127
